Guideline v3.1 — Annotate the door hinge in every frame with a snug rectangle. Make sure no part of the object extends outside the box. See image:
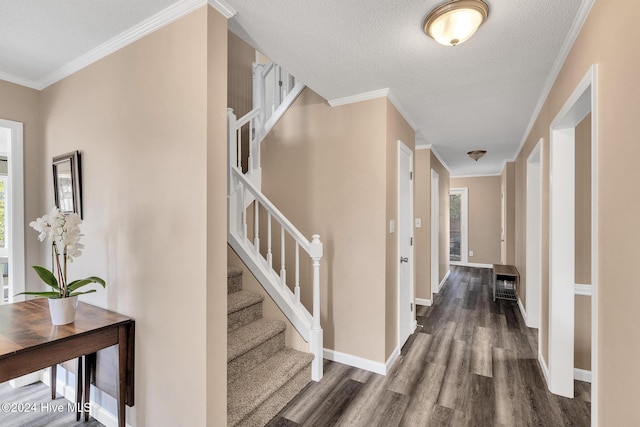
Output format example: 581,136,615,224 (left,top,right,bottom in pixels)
279,80,283,87
410,171,413,180
410,237,413,246
410,302,413,312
